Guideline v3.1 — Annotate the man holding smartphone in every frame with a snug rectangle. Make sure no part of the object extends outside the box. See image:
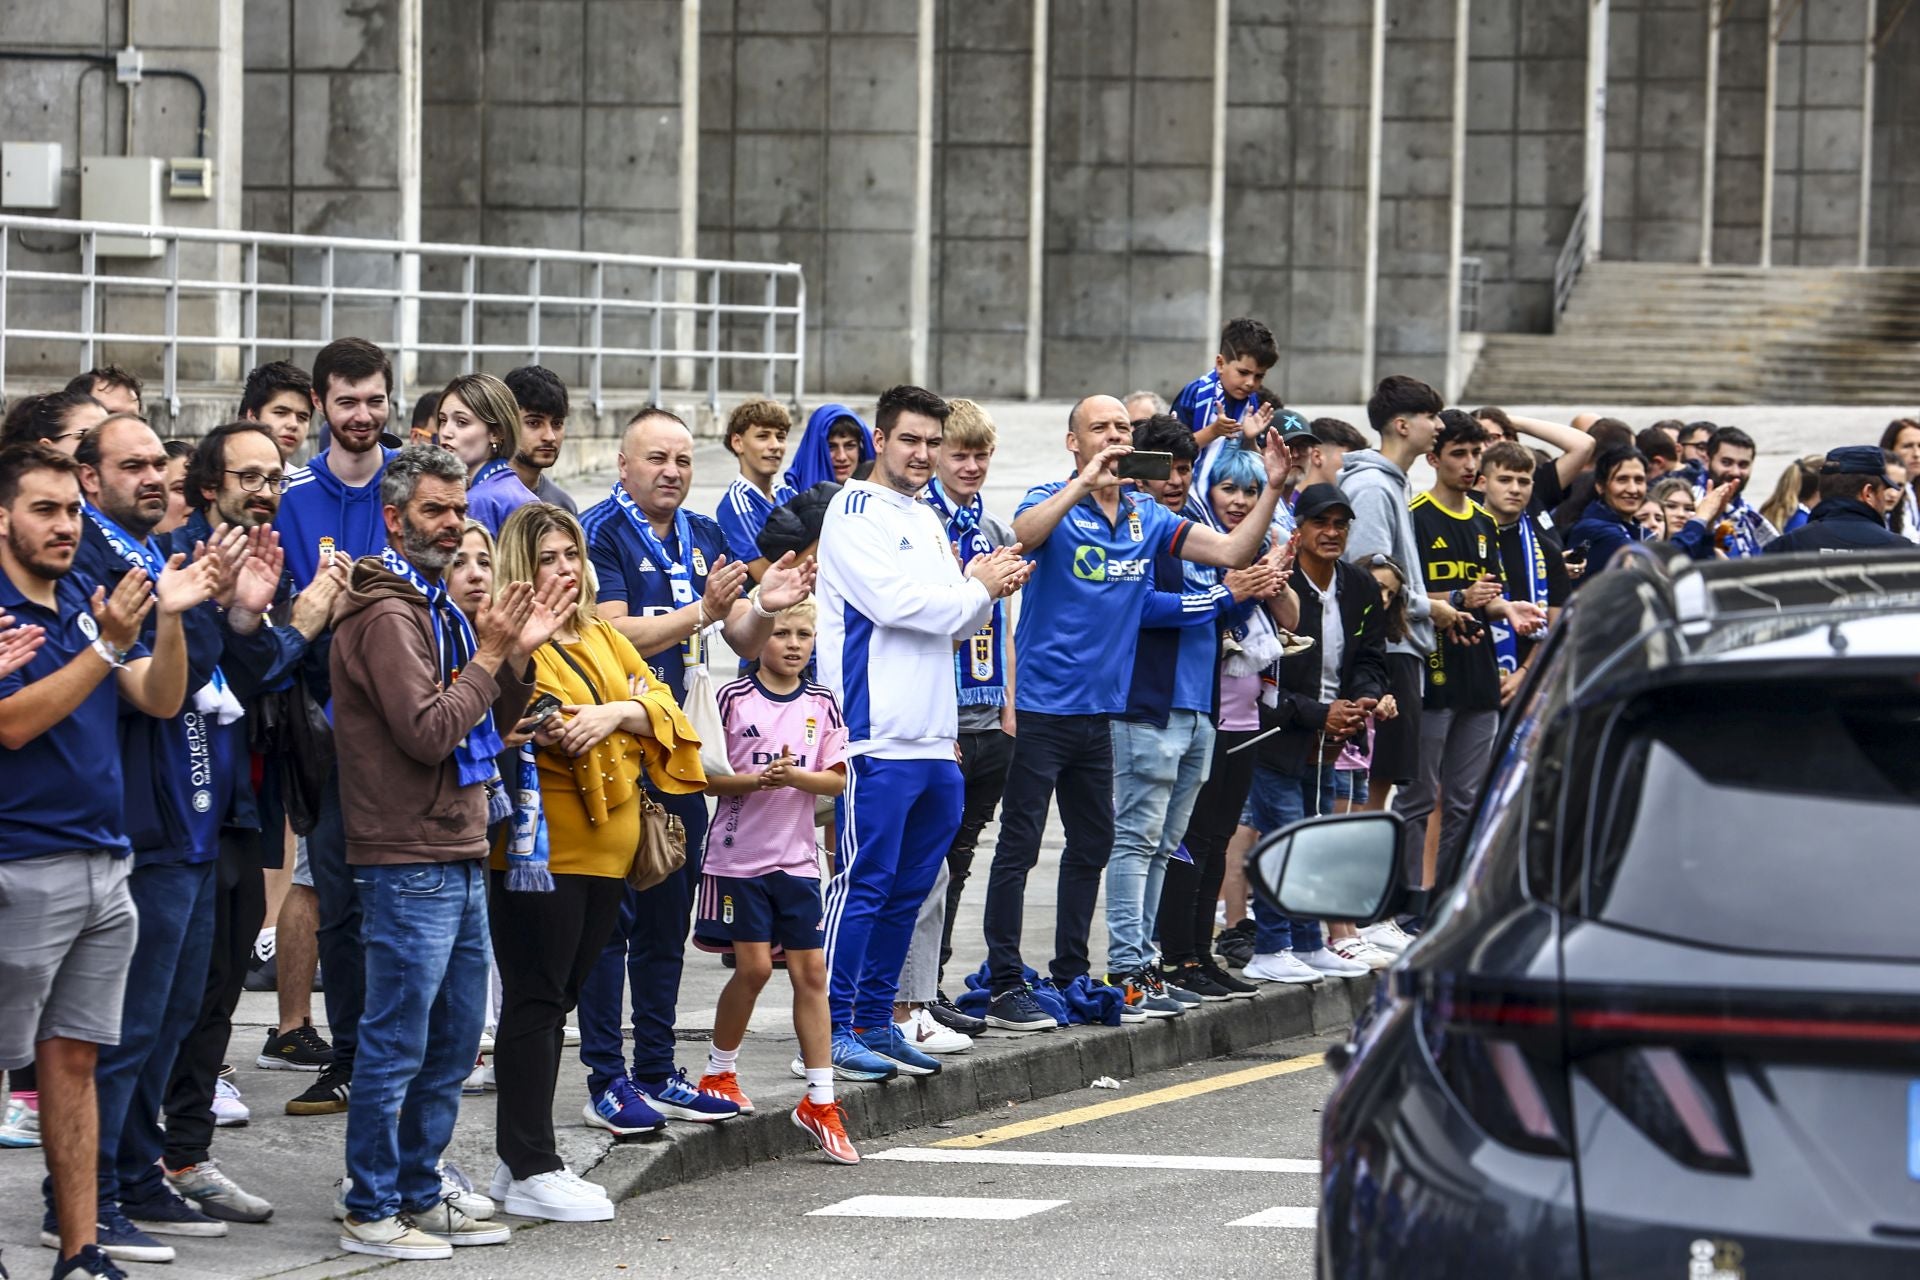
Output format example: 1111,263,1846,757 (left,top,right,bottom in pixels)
977,395,1292,1032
